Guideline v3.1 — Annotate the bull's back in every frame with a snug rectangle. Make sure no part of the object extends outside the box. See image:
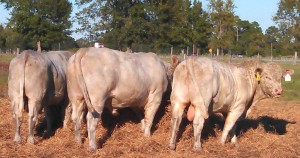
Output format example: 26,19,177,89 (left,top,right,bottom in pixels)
80,48,167,106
